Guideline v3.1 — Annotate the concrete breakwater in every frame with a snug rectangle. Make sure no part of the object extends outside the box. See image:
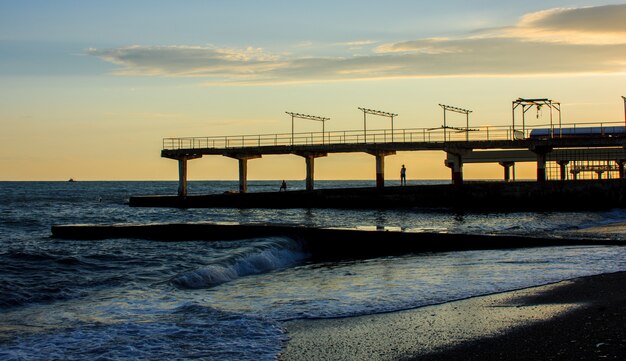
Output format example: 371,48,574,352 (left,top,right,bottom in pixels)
129,179,626,211
51,223,623,261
